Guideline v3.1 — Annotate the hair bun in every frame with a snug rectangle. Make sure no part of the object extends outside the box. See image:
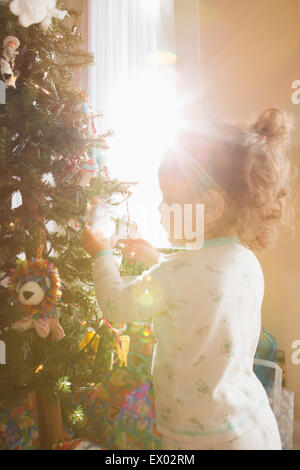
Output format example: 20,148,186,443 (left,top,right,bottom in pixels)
251,107,293,145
